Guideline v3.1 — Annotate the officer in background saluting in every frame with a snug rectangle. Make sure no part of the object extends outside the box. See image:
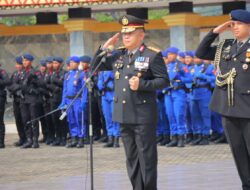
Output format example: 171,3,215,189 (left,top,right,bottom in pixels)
196,9,250,190
92,15,169,190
